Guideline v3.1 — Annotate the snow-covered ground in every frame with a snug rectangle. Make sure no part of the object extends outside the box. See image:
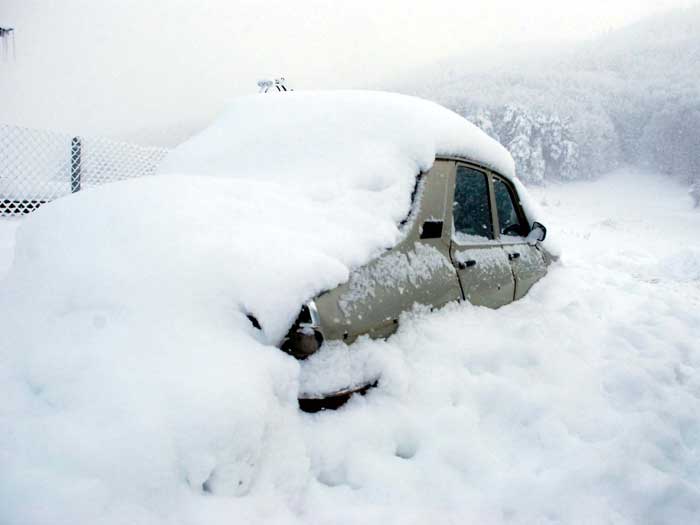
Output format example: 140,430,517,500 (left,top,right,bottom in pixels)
0,218,20,279
1,169,699,524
